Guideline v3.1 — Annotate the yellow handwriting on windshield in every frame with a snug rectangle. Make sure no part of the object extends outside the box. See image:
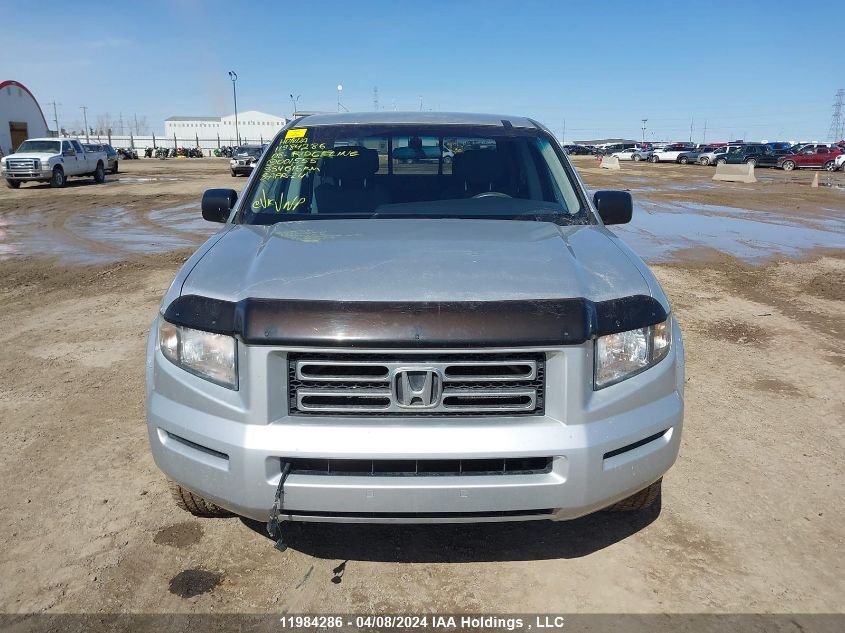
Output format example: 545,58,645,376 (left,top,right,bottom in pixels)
251,189,307,213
